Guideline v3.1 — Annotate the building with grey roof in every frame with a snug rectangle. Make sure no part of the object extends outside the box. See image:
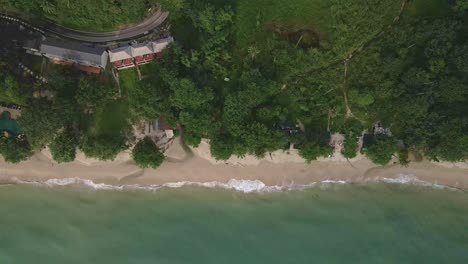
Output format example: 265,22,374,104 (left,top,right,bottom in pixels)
40,40,108,70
